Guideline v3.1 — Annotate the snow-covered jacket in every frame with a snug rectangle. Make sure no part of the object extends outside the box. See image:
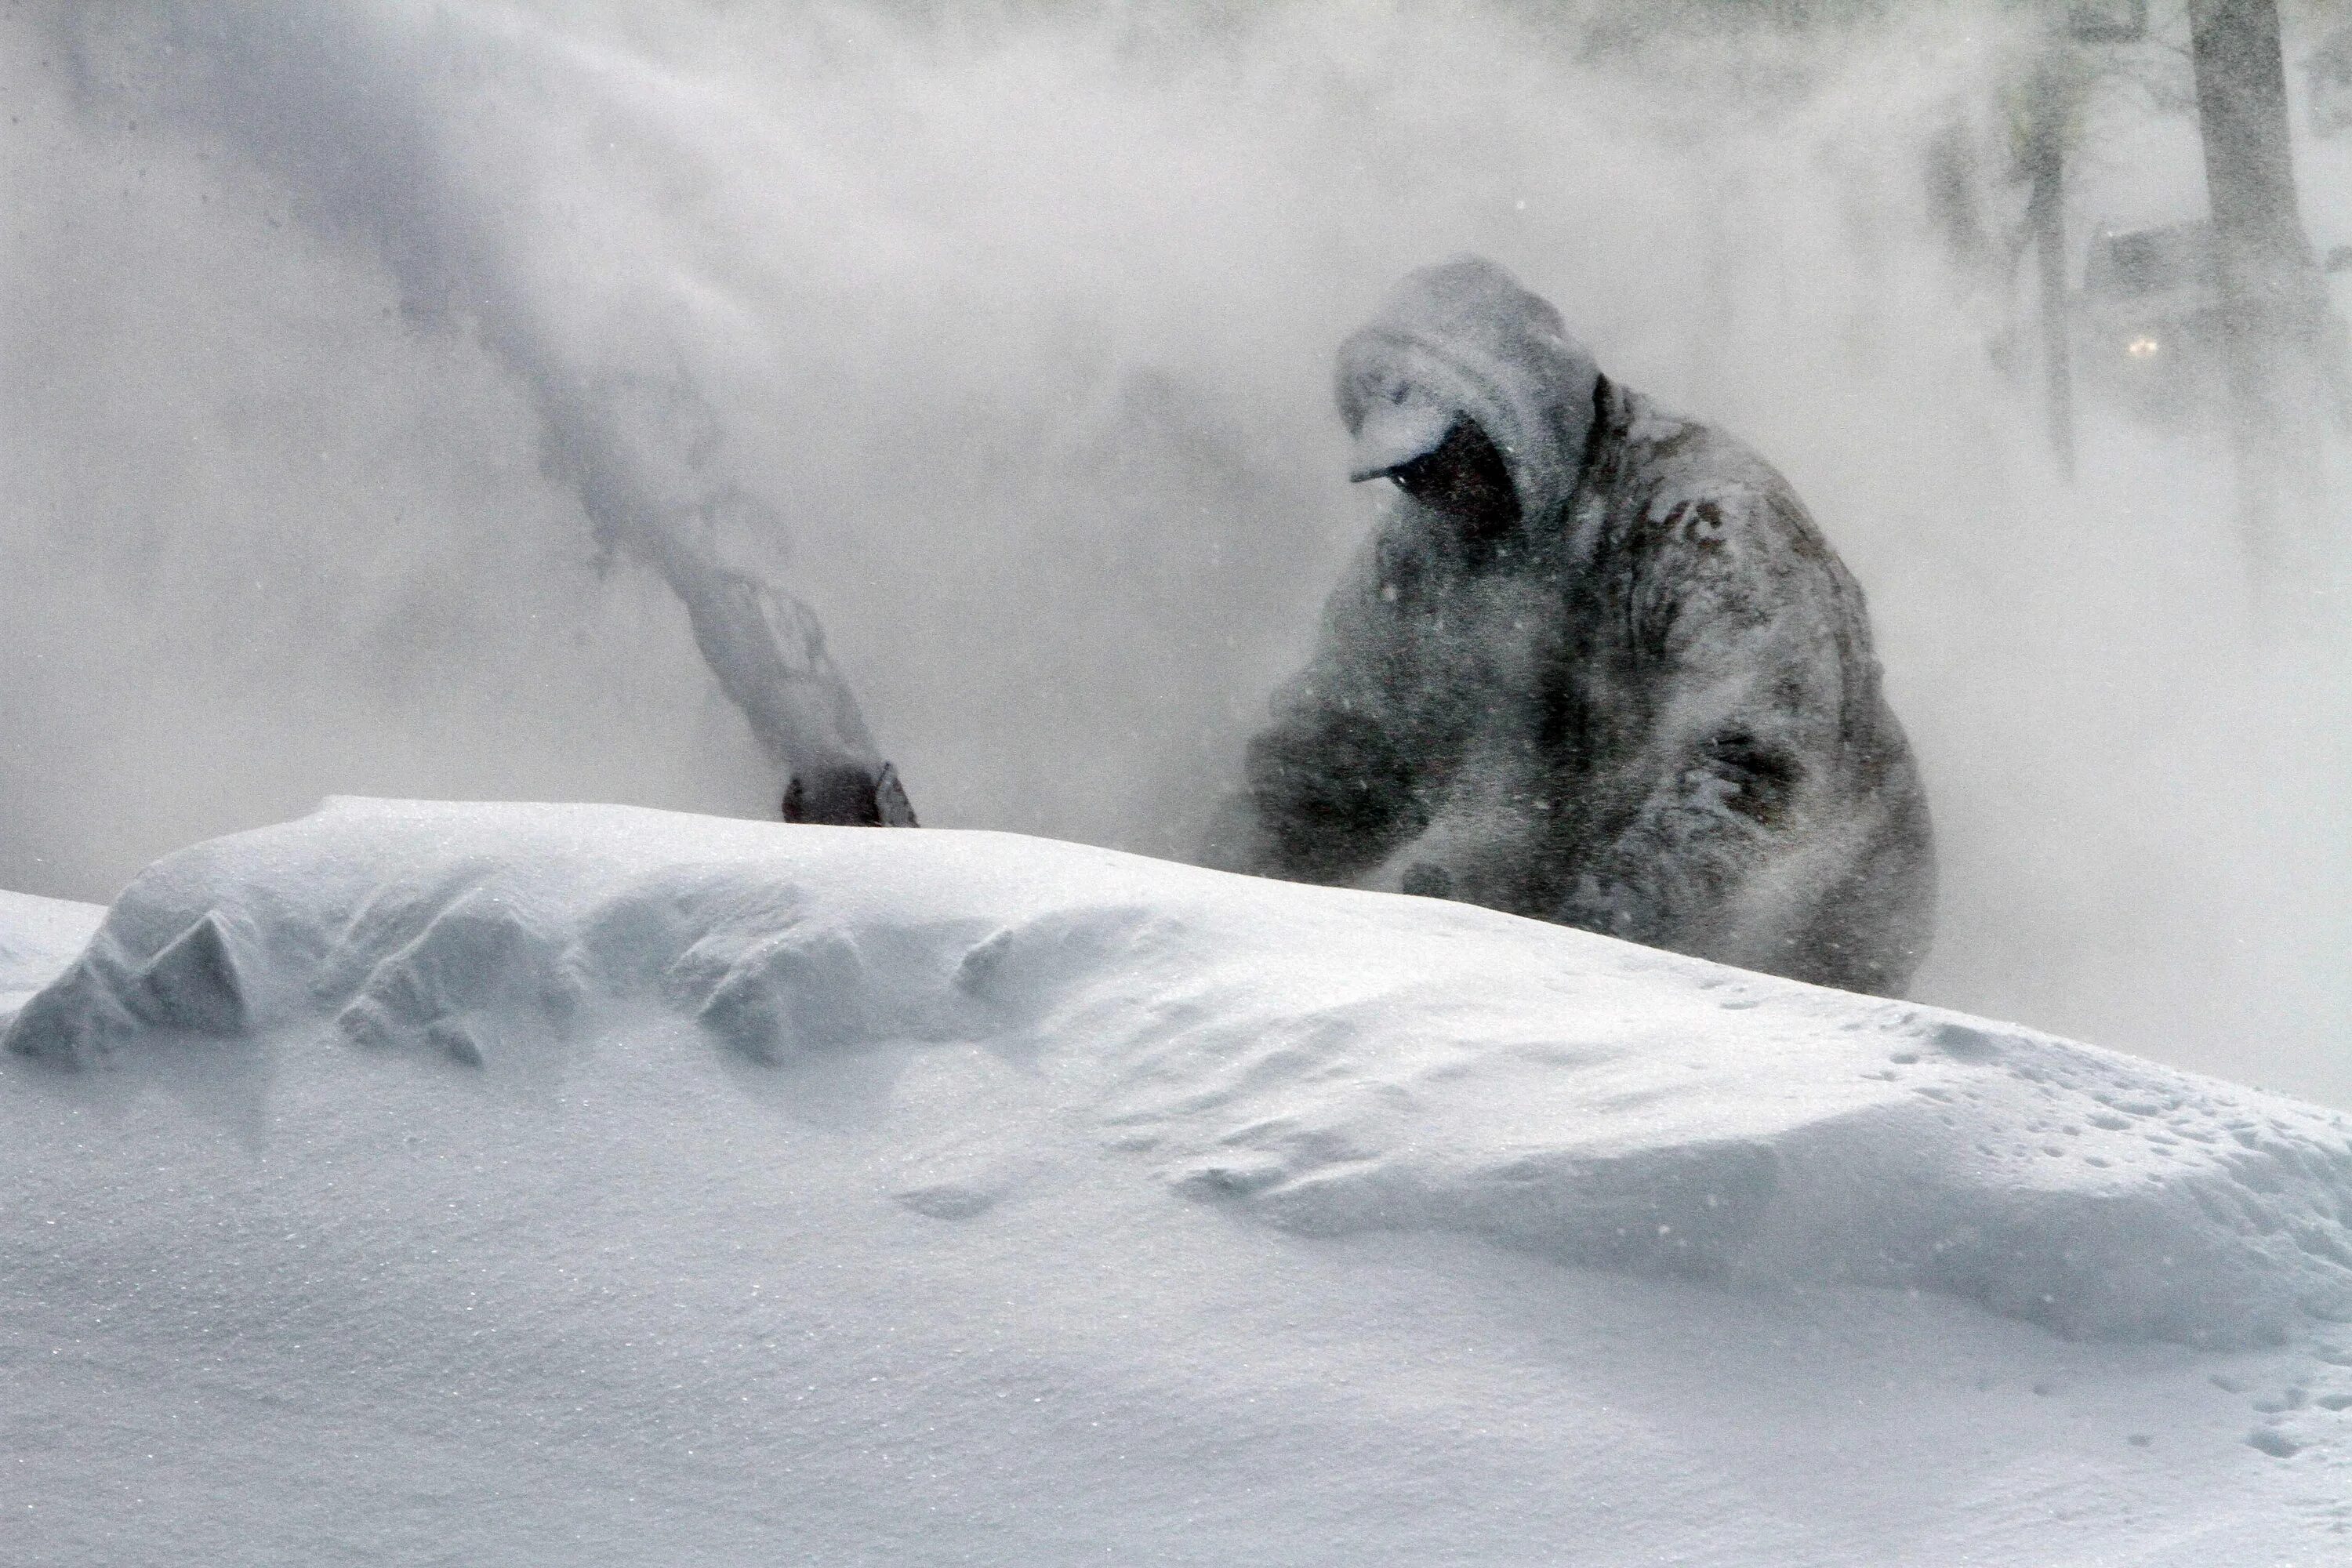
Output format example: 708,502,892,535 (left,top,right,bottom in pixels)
1214,259,1934,995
